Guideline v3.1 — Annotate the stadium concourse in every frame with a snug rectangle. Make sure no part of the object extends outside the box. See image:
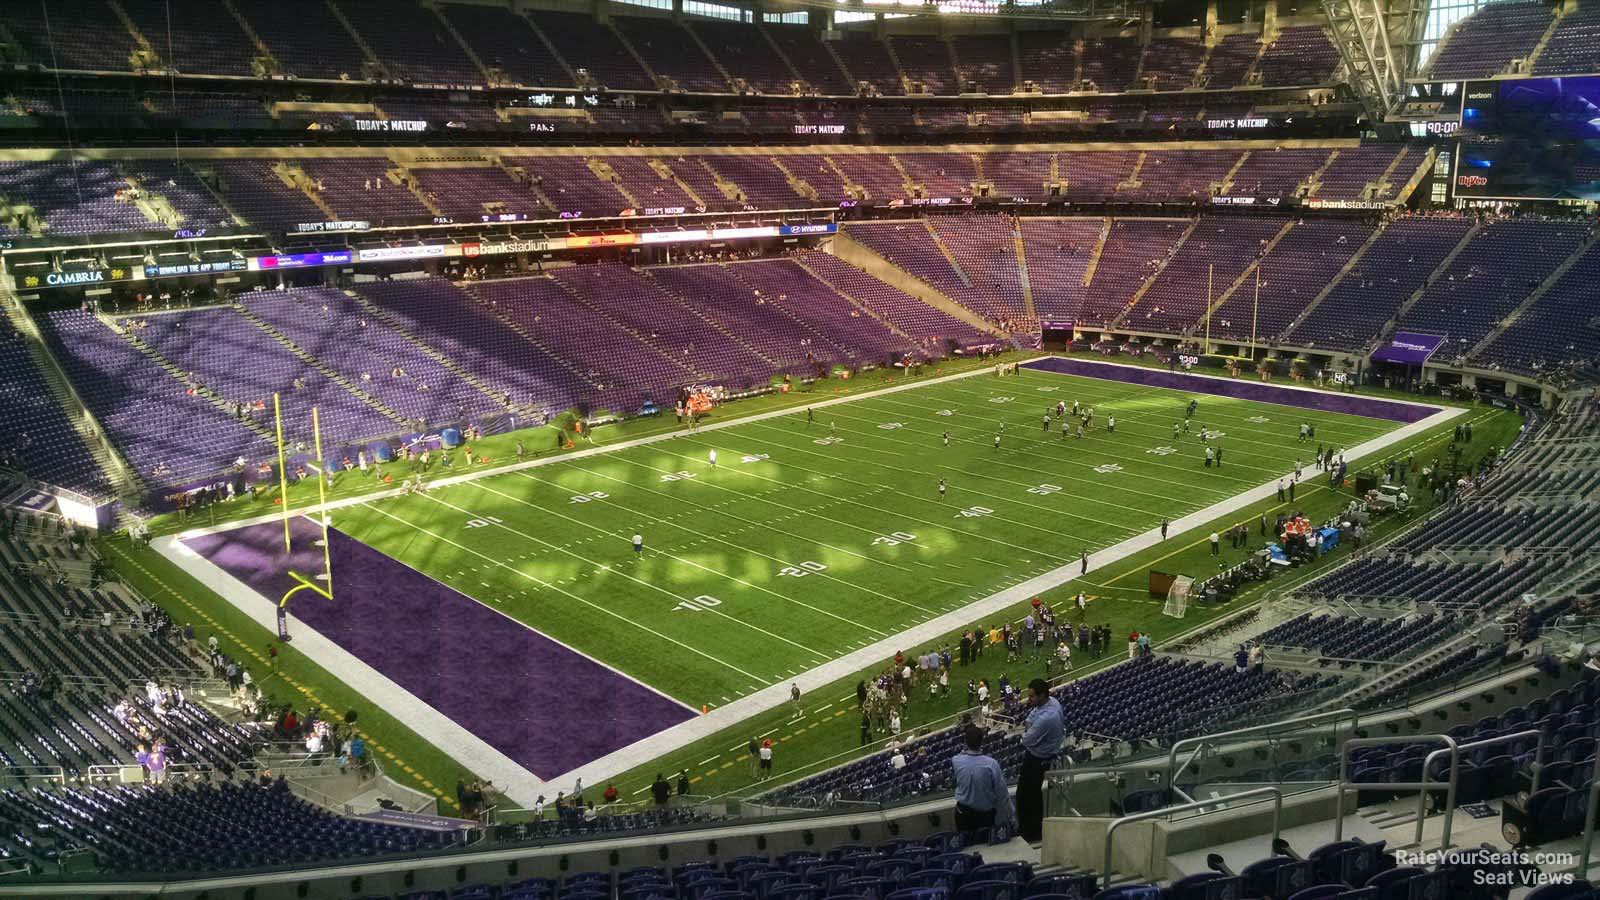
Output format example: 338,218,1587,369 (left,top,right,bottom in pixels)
2,0,1600,895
